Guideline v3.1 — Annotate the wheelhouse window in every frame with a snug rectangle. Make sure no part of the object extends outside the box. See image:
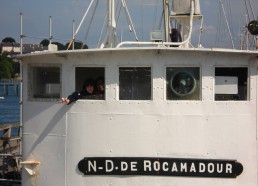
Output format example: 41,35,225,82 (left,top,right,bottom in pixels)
75,67,105,100
166,67,200,100
215,67,248,101
119,67,151,100
28,64,61,101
